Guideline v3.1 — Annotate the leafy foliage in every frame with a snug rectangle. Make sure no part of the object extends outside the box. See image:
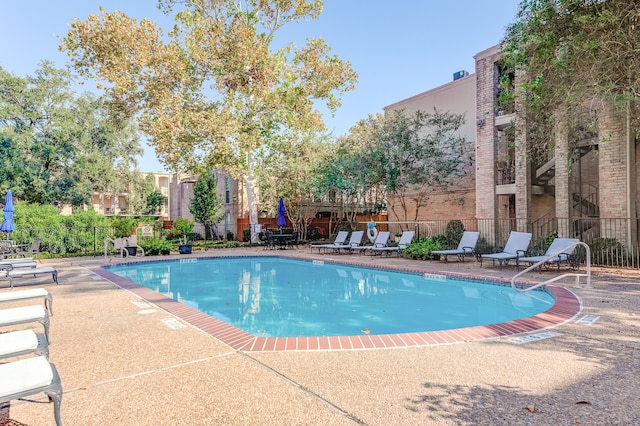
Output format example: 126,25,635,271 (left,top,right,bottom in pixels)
62,0,358,241
502,0,640,157
401,236,447,260
444,220,465,249
190,171,226,239
111,217,138,238
0,62,142,207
